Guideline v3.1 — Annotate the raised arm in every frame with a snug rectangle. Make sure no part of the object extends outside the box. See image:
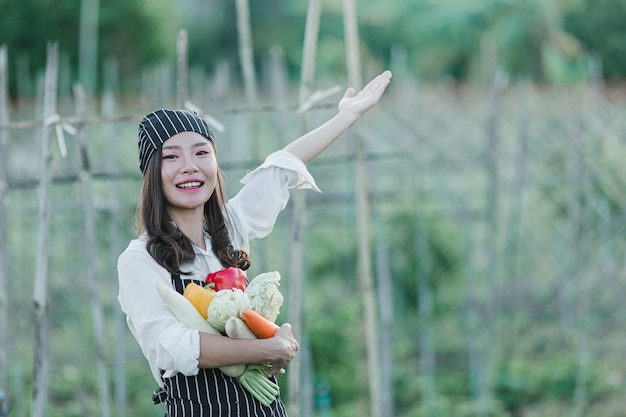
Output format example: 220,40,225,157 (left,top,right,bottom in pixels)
283,70,392,164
